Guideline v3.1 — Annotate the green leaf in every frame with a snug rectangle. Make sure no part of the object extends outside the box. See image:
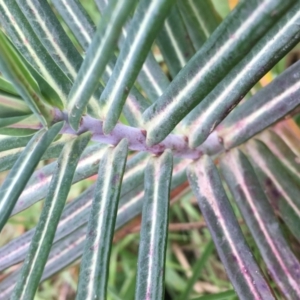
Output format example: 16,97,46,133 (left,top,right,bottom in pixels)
76,139,128,300
68,0,136,131
187,155,275,299
0,30,54,127
17,0,104,119
96,0,171,105
188,2,300,148
12,143,107,215
0,134,32,152
0,134,73,173
0,121,63,232
0,225,87,299
0,74,18,95
156,4,195,78
218,59,300,150
0,151,147,273
0,93,31,117
135,150,173,300
51,0,149,127
17,0,82,81
259,130,300,179
99,0,175,134
11,132,91,300
177,0,220,50
220,149,300,299
246,140,300,242
142,0,296,146
51,0,96,51
0,0,69,109
0,154,187,295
